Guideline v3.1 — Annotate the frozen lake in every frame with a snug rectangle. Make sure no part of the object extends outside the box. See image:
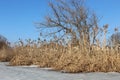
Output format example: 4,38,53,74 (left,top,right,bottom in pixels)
0,62,120,80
